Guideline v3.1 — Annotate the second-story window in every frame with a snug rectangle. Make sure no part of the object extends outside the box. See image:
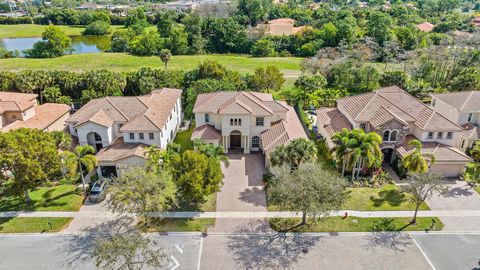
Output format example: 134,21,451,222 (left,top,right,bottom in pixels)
427,132,434,139
256,117,264,126
437,132,443,139
129,133,134,140
139,133,144,140
468,113,473,122
383,130,390,141
447,132,453,139
149,133,154,140
204,113,209,123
